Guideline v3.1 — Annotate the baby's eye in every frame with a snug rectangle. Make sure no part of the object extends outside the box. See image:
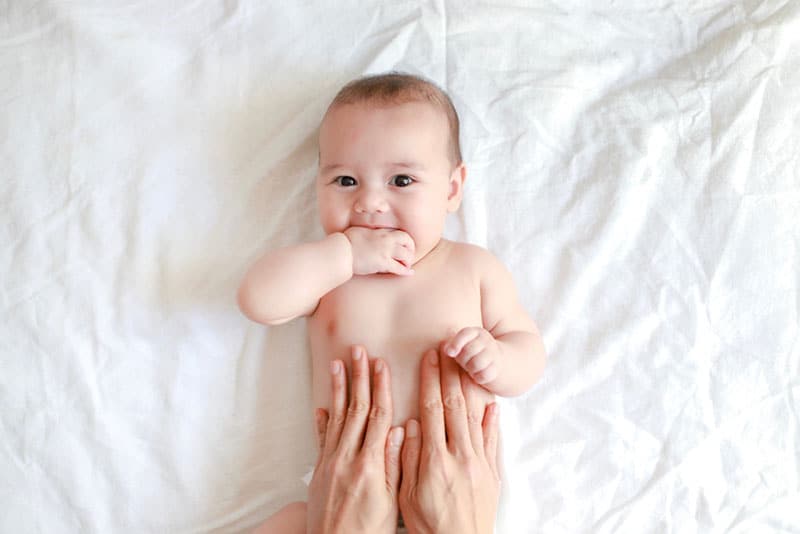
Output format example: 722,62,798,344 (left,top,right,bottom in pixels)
335,176,357,187
391,175,414,187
